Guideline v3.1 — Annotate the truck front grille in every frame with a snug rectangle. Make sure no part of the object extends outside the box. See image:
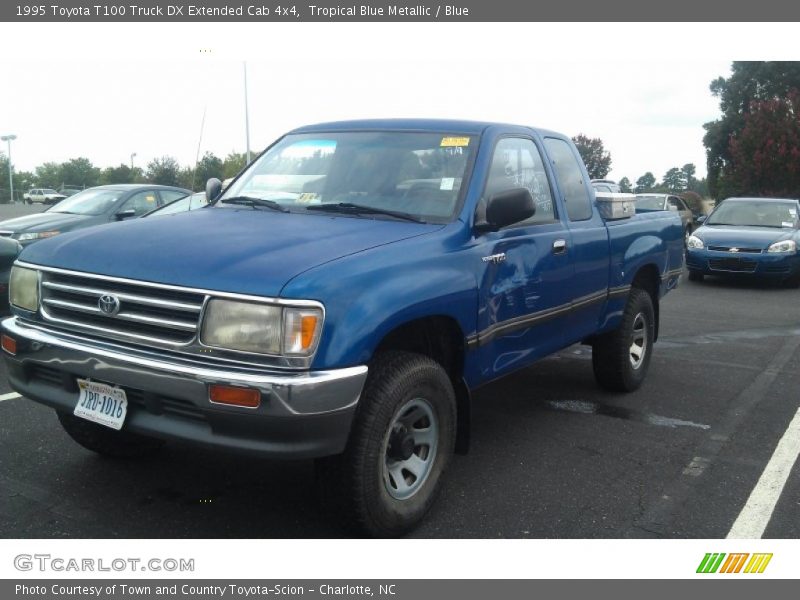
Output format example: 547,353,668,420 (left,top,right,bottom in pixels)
40,270,205,346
